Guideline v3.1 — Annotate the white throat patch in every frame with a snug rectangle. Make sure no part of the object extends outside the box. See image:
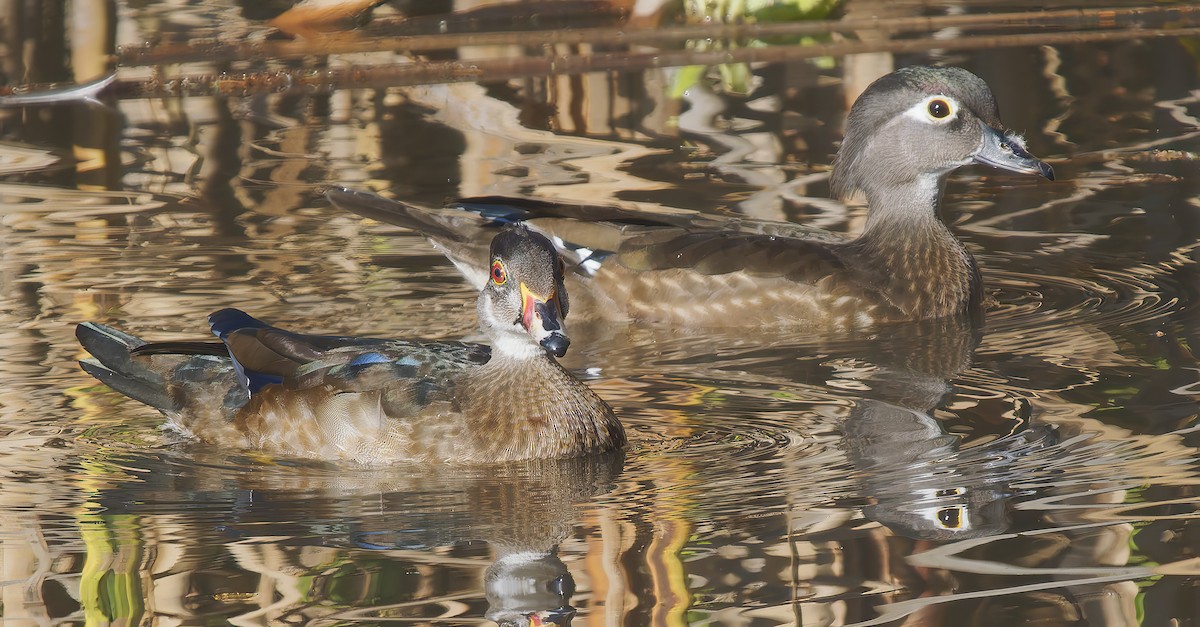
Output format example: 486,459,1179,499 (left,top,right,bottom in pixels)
491,330,545,360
